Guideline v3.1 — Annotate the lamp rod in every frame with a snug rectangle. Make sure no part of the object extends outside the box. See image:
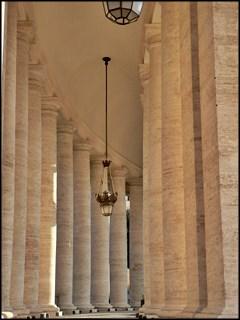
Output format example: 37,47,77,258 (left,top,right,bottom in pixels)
102,57,111,160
